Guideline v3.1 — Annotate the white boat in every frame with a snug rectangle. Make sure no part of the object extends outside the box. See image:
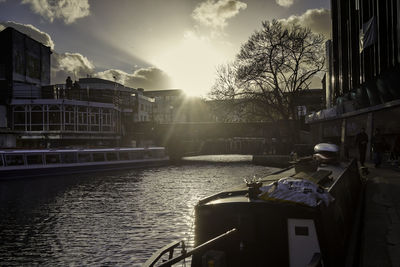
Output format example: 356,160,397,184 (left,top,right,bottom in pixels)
0,147,169,180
